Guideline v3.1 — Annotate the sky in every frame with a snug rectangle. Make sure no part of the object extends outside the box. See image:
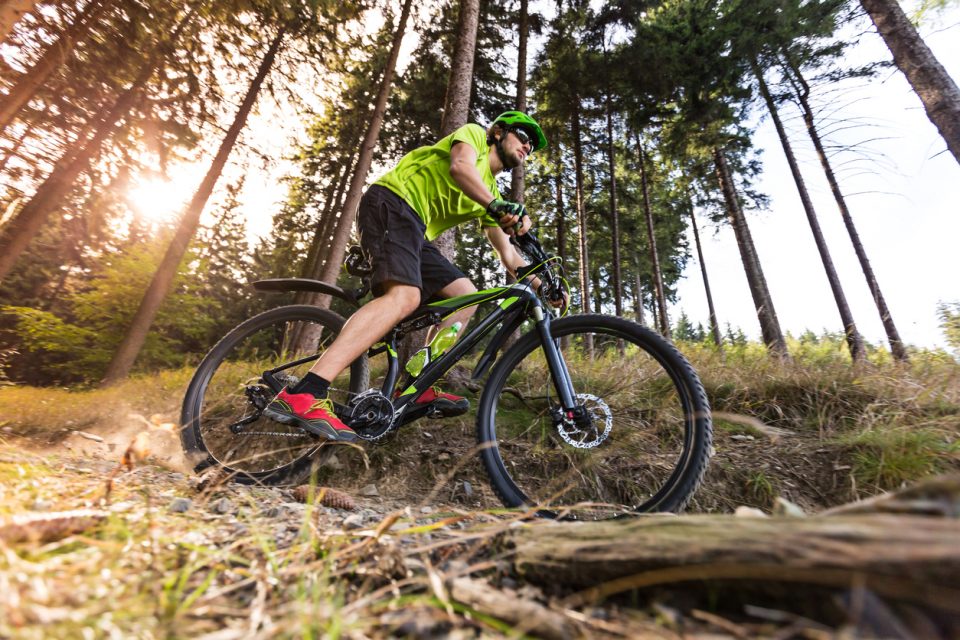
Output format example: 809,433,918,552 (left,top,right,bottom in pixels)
144,2,960,352
671,7,960,350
